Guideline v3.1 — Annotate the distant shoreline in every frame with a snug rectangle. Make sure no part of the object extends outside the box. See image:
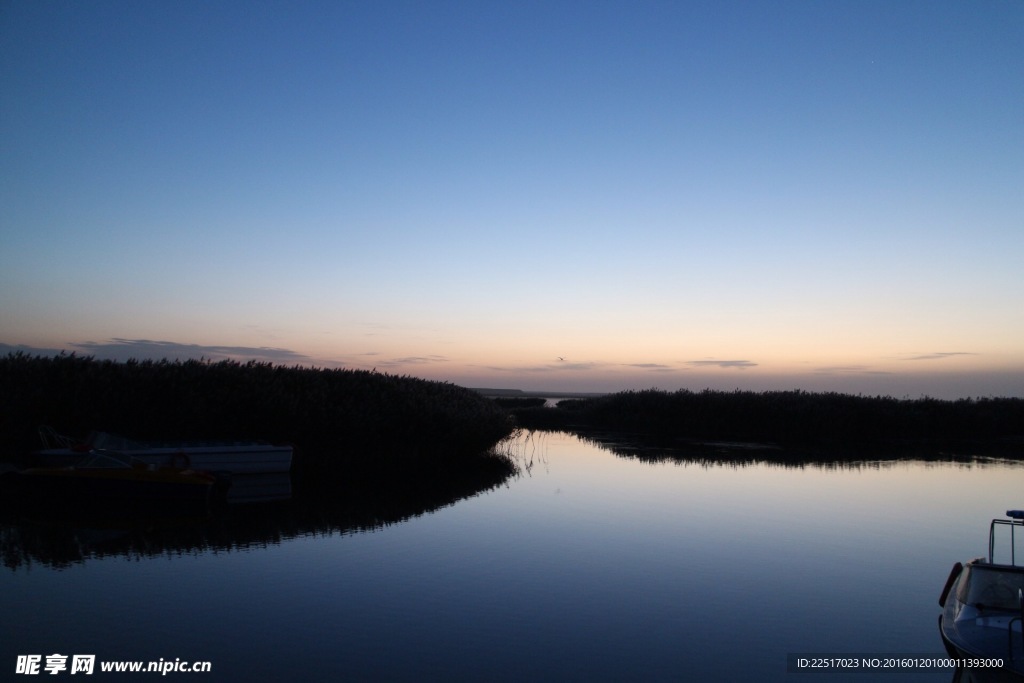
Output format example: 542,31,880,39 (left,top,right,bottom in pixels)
499,388,1024,460
468,388,609,399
